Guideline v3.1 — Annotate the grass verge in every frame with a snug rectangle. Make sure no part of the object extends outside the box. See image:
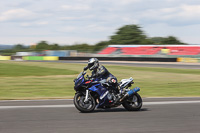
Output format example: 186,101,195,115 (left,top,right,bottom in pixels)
0,62,78,77
0,61,200,99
